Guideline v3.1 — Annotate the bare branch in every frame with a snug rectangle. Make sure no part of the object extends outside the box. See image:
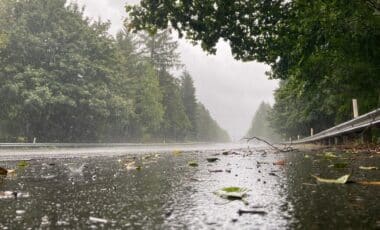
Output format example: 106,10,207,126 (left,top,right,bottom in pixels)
243,136,297,153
